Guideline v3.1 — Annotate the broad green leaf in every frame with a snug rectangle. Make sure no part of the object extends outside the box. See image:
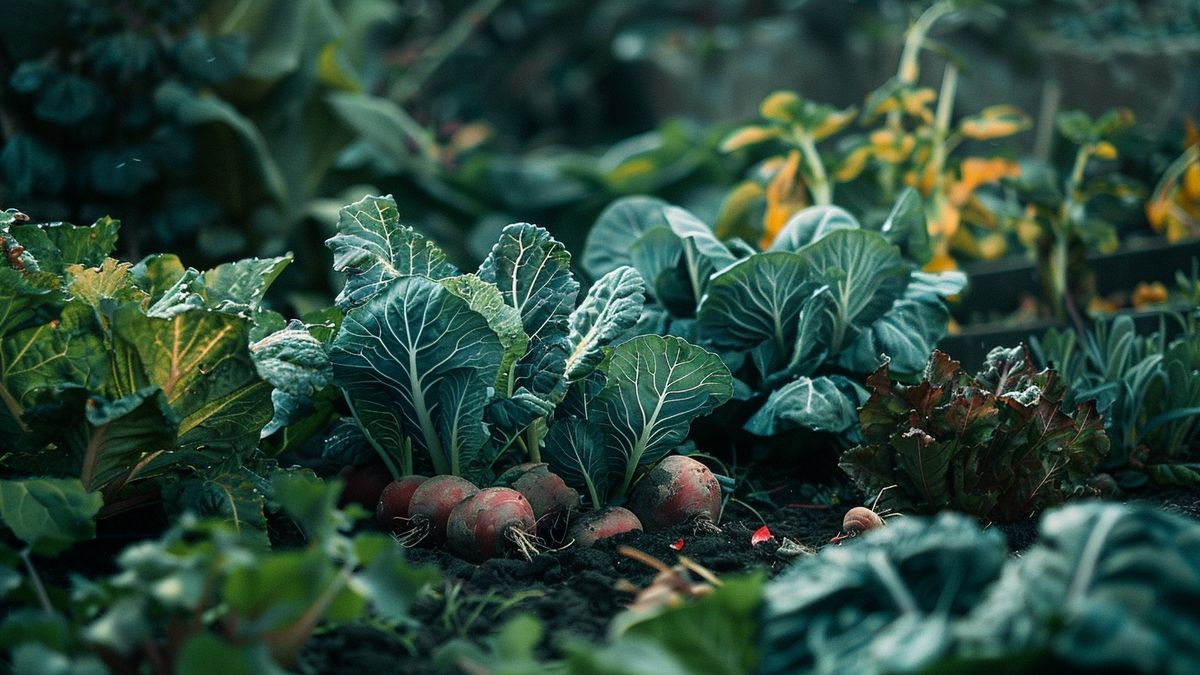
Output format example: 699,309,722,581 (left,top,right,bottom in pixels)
661,206,738,303
112,305,272,459
583,196,672,280
696,252,813,357
877,189,931,265
799,229,910,351
775,286,838,383
330,276,502,476
75,387,179,492
760,513,1006,675
10,217,120,274
767,205,859,252
0,266,60,339
0,301,104,436
839,291,951,376
0,478,102,555
478,223,579,346
327,92,436,164
177,634,286,675
10,643,109,675
628,226,685,307
956,504,1200,673
351,533,441,623
744,375,860,436
542,417,611,508
222,546,364,634
565,266,645,382
129,254,188,303
201,255,291,312
592,335,732,496
432,368,492,476
440,274,528,392
154,82,287,204
326,194,457,310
